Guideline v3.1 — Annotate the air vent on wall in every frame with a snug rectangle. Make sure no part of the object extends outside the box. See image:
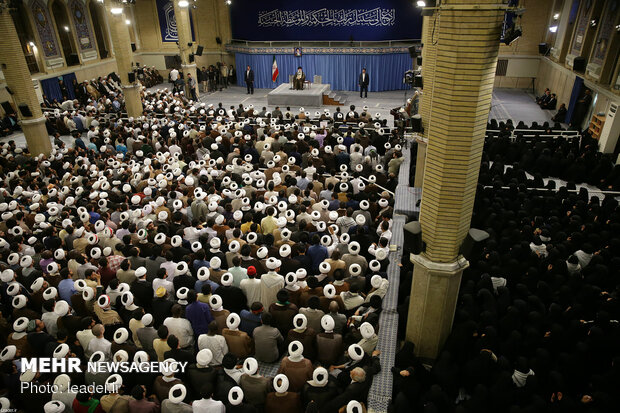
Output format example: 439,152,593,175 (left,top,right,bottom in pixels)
496,59,508,76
